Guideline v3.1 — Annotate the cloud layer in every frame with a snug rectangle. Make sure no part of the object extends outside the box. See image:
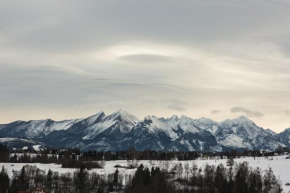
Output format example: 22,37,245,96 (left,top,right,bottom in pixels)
168,101,187,112
211,110,221,115
231,107,264,118
0,0,290,131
